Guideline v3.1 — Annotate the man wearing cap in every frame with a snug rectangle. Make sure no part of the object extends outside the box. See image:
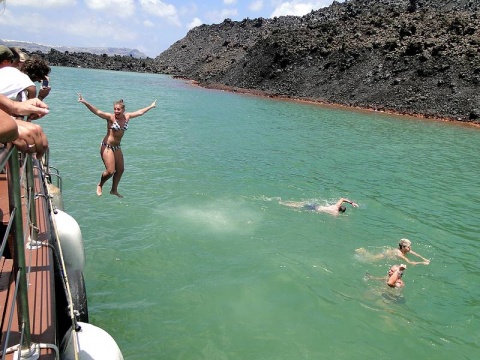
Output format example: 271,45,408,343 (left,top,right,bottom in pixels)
0,45,14,68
